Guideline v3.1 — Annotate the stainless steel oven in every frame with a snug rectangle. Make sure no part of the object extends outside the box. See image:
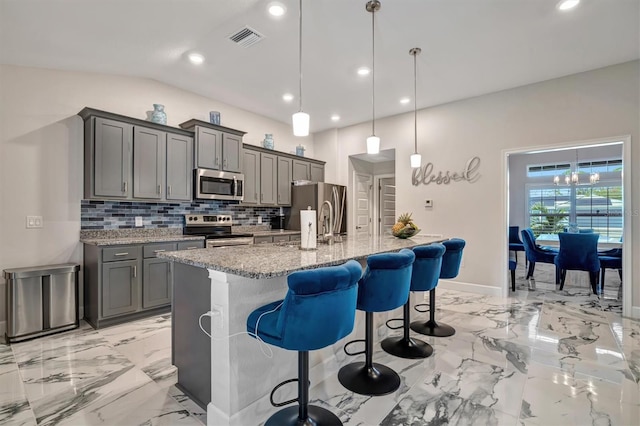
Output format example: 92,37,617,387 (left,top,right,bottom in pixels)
183,214,253,248
194,169,244,201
